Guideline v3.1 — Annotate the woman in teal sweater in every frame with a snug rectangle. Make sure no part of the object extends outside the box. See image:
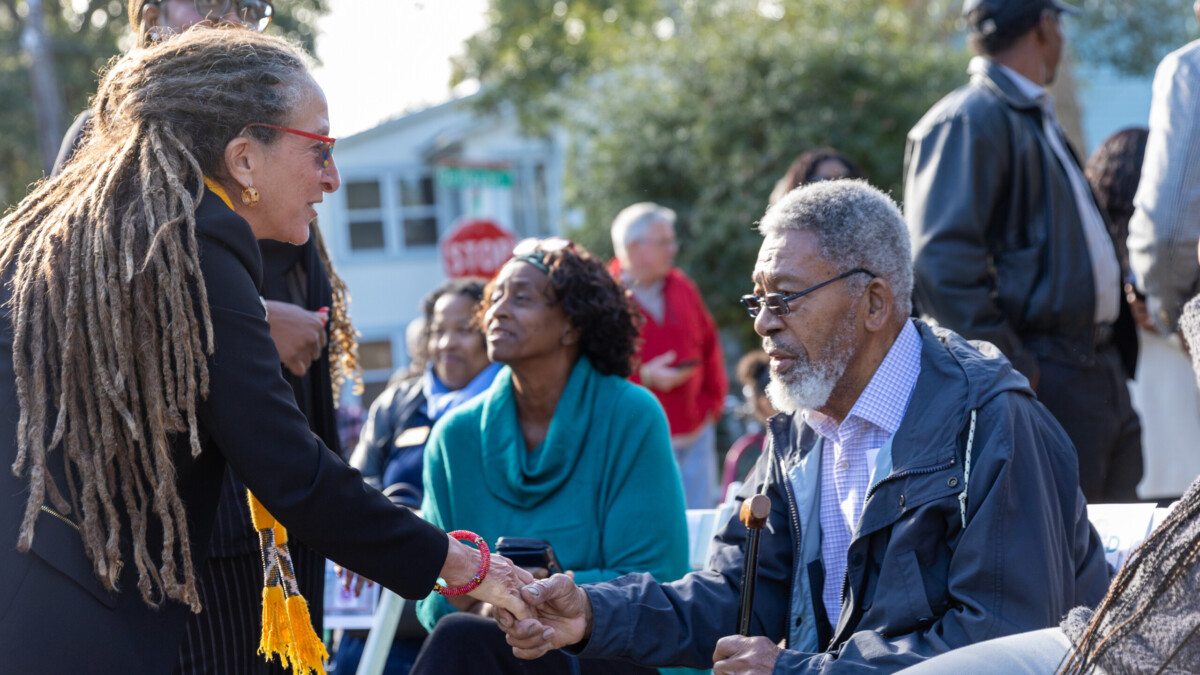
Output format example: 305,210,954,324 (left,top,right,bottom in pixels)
412,239,691,674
